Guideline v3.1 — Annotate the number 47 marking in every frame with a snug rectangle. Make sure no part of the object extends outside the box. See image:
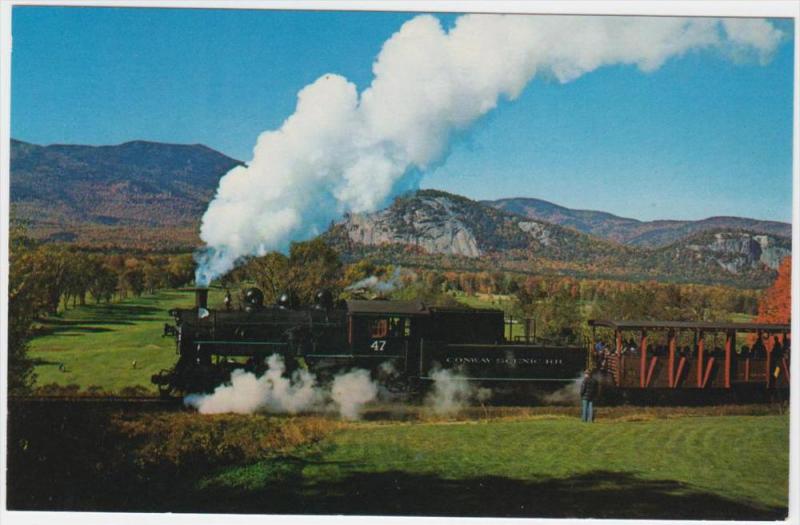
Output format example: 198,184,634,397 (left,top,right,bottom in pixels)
370,340,386,352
